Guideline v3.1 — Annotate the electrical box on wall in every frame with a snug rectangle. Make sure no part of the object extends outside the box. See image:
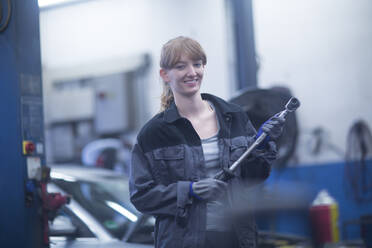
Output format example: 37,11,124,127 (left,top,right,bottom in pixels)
43,54,151,163
48,87,94,122
93,73,130,134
